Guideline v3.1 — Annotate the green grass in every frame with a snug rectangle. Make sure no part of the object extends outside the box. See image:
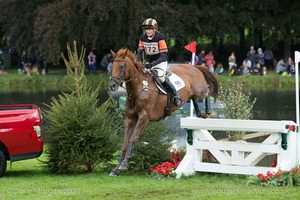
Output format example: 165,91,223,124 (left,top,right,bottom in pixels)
0,67,296,92
0,67,110,92
0,154,299,200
